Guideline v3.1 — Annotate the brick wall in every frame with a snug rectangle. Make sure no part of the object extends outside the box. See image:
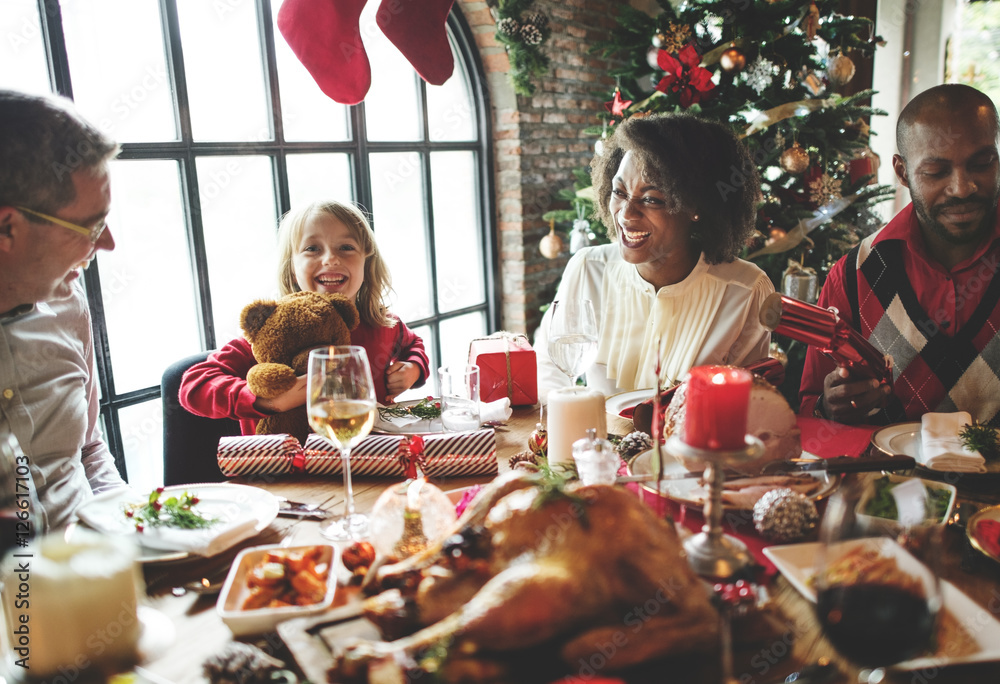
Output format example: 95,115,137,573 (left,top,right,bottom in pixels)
456,0,624,339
